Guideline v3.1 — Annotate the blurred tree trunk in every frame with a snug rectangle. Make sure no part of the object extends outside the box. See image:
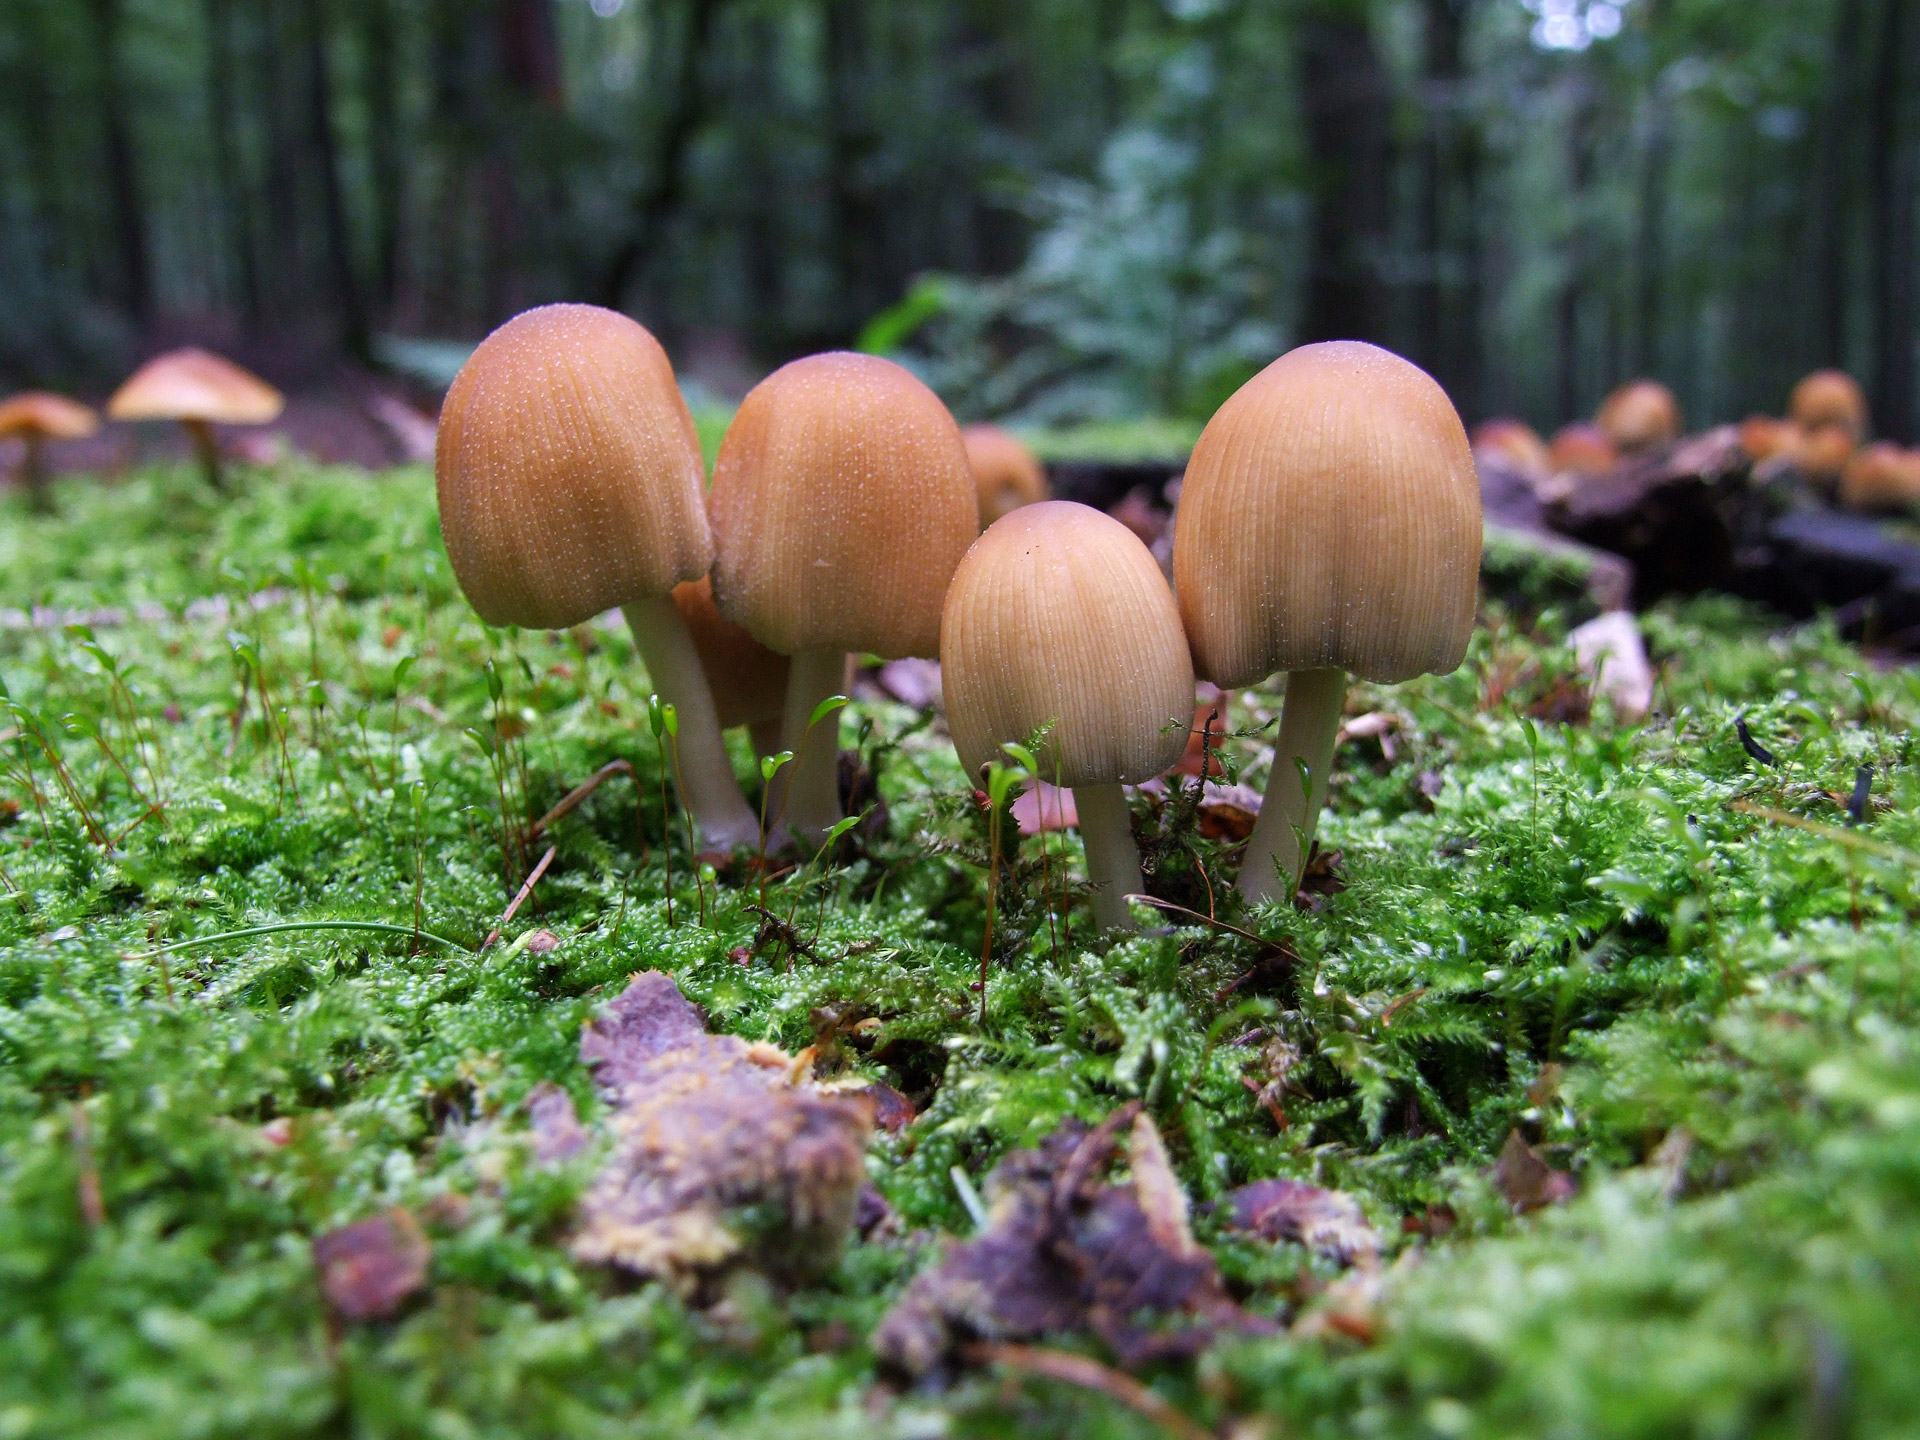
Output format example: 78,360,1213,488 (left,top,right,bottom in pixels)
1298,2,1389,345
361,0,404,311
1867,0,1915,439
825,0,884,333
1556,75,1595,422
1815,0,1866,369
205,0,261,327
1414,0,1464,388
90,0,152,323
262,0,306,320
1634,79,1671,378
305,0,367,354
